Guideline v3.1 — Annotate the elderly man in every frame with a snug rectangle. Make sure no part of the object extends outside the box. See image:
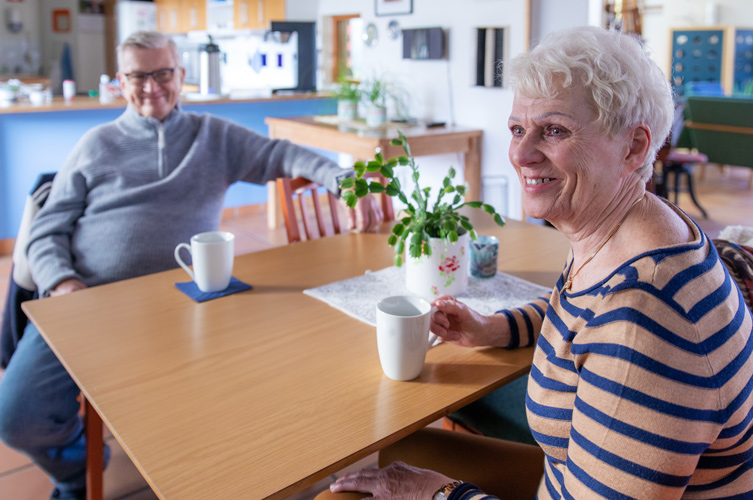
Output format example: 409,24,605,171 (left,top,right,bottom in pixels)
0,31,381,500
